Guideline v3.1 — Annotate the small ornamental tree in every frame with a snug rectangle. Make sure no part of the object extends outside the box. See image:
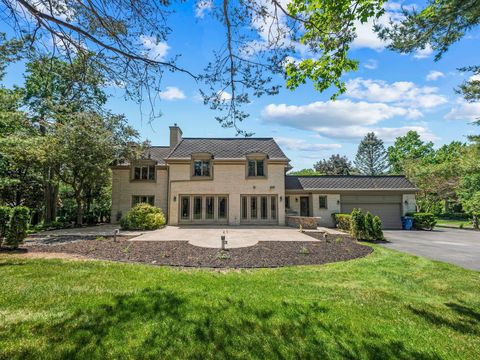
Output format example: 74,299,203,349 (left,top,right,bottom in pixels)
372,216,384,240
5,206,30,248
350,208,366,240
0,206,11,247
